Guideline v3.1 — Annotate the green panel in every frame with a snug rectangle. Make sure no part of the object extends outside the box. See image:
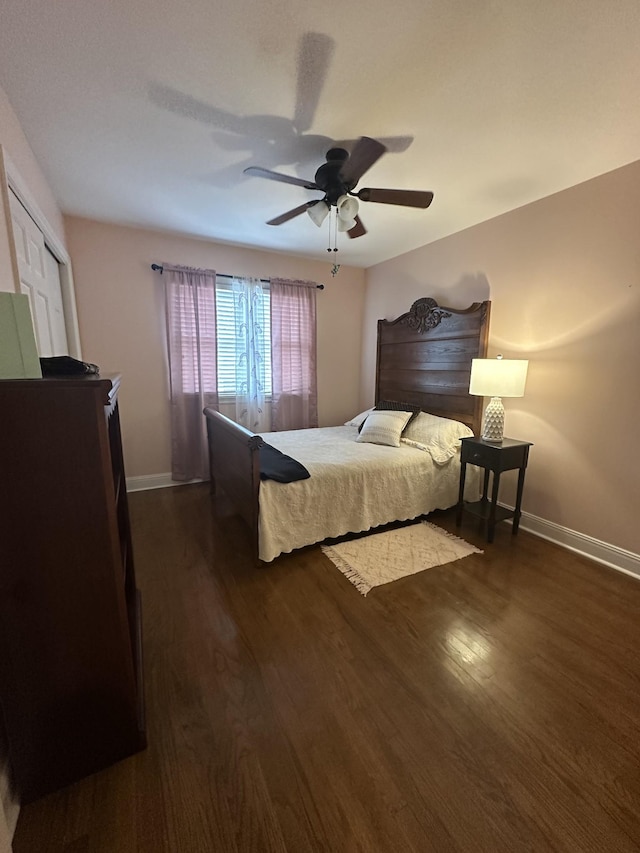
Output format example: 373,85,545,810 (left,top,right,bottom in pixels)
0,292,42,378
